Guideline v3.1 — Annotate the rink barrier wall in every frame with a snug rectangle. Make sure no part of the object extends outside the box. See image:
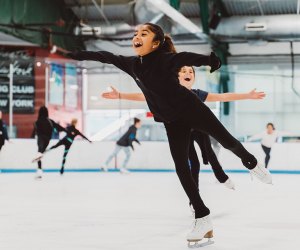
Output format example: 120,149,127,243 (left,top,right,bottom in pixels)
1,169,300,175
0,139,299,173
